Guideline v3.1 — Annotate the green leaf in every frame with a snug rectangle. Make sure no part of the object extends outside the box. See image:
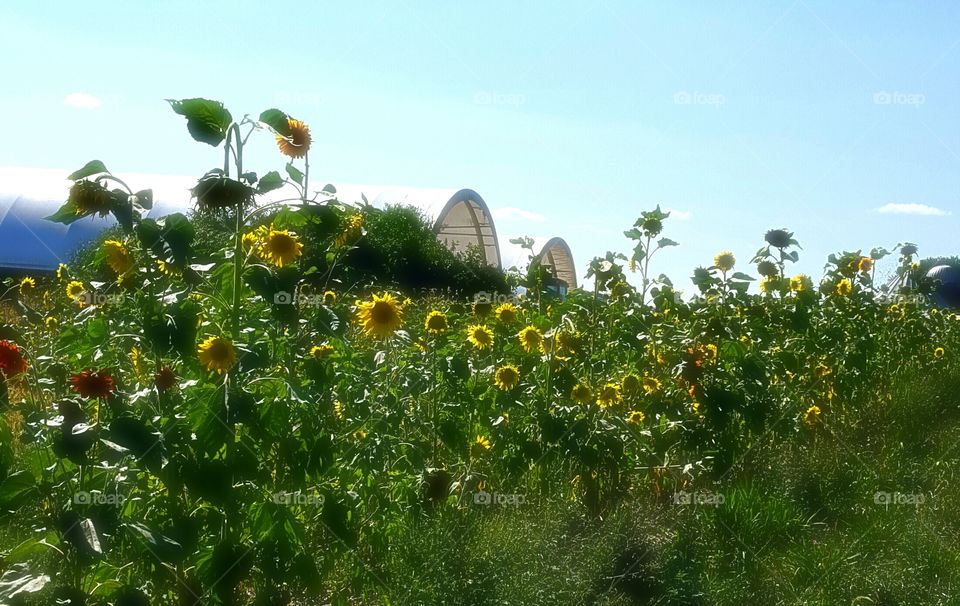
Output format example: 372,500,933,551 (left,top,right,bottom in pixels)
0,564,51,600
657,237,678,248
257,171,285,194
134,189,153,210
286,162,304,186
0,470,35,508
68,160,110,181
259,108,291,136
730,272,756,282
167,98,233,146
43,201,83,225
